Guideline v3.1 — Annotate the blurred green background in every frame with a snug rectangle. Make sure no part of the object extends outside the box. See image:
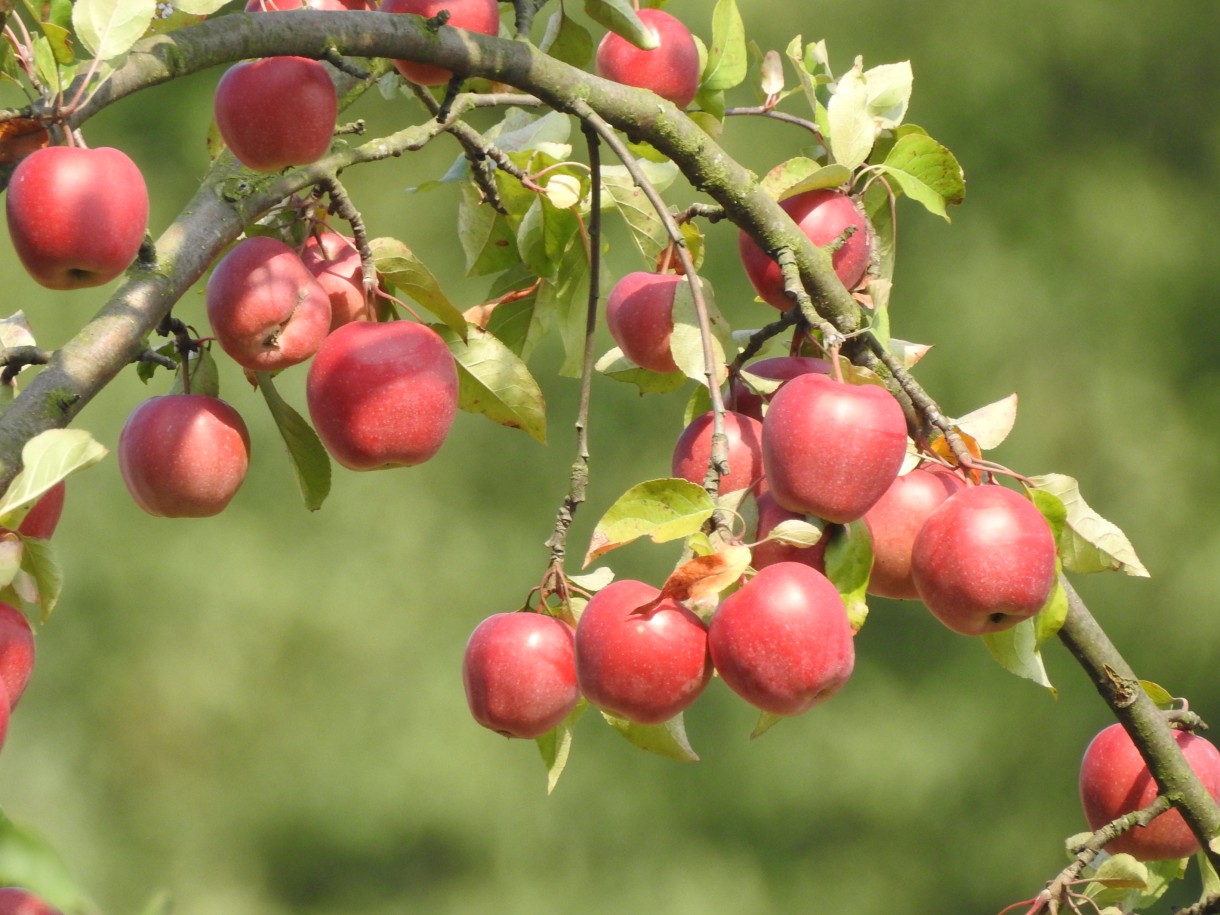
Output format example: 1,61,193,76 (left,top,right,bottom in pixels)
2,1,1219,912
